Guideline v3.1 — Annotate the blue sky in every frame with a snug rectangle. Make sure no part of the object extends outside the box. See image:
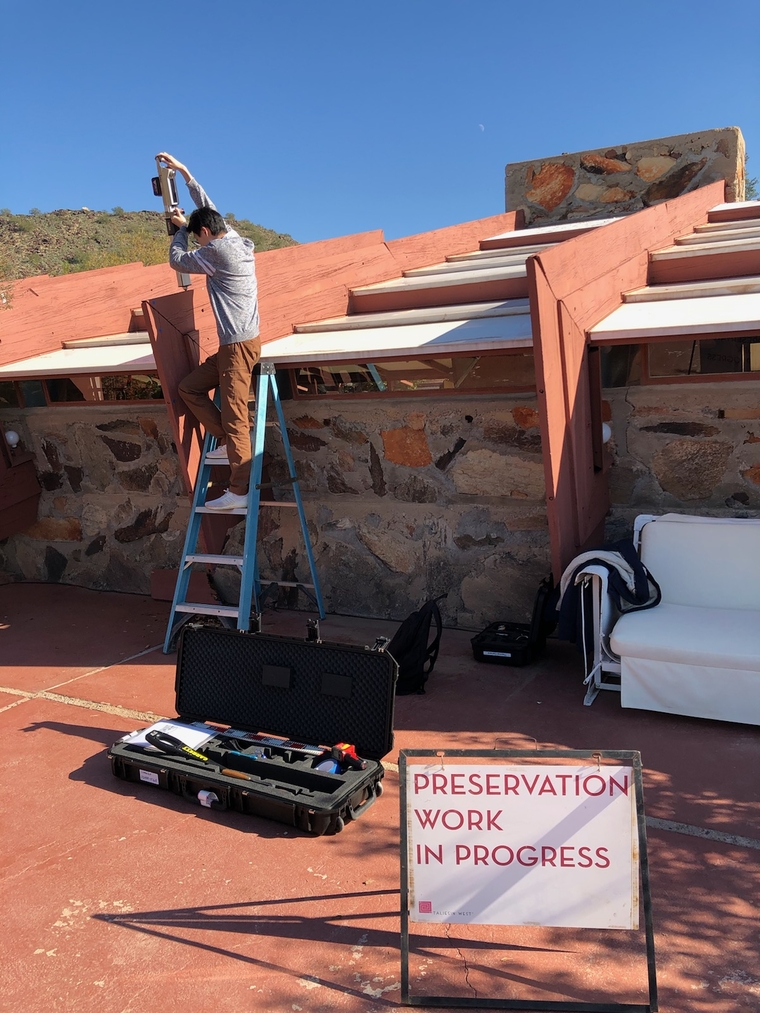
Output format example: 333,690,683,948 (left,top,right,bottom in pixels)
2,1,757,244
